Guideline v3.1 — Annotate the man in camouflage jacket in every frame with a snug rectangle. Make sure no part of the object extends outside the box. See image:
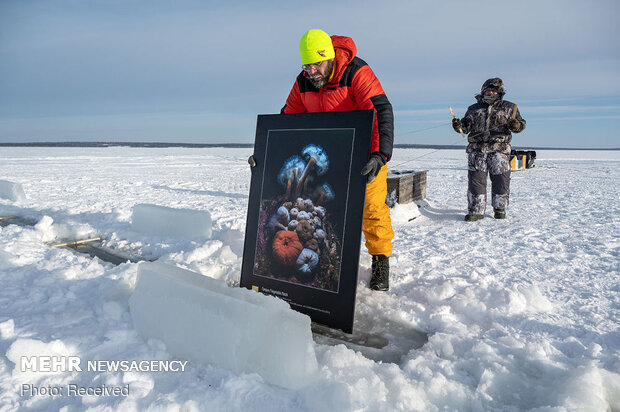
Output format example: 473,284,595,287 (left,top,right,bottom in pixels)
452,78,526,221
